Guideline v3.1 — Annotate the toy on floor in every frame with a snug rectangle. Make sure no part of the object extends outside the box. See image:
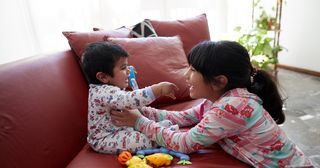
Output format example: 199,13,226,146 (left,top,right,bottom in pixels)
118,151,152,168
128,66,139,90
144,153,173,167
136,147,192,165
125,156,152,168
118,151,132,165
123,153,172,168
118,147,191,167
